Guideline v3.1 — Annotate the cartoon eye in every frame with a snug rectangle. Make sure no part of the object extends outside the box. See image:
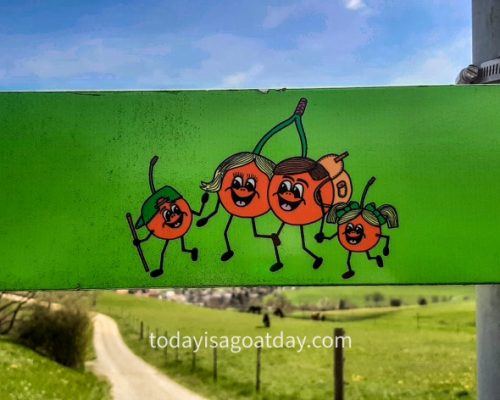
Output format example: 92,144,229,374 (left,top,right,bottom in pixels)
162,209,172,221
355,224,364,234
292,183,304,199
232,176,243,189
346,223,354,233
171,204,180,214
279,180,292,194
245,178,256,191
